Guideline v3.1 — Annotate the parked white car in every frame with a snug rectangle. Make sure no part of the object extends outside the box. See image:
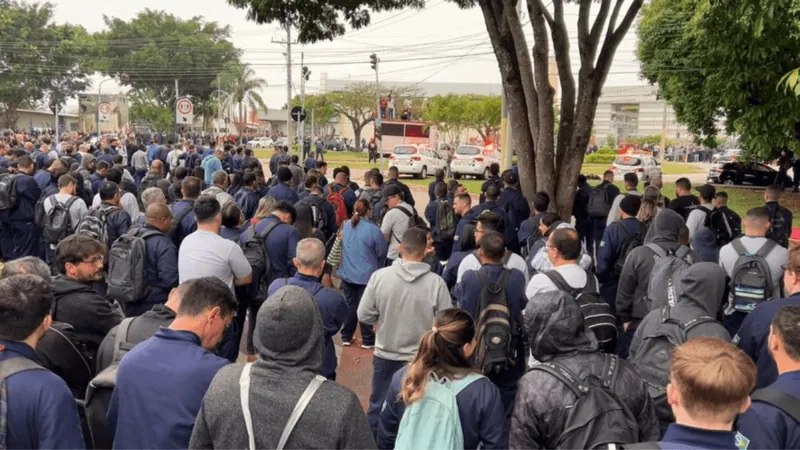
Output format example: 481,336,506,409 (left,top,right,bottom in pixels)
450,145,501,180
611,154,662,183
390,145,447,179
247,137,274,148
